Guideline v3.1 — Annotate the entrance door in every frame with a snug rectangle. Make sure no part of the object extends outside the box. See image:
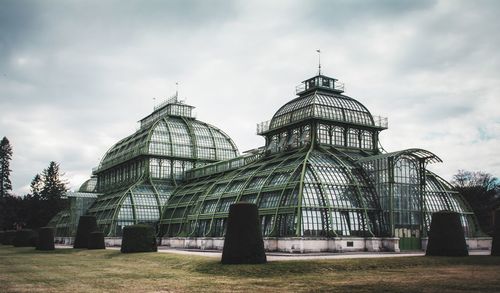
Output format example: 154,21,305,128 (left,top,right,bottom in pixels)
399,237,421,250
395,227,421,250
